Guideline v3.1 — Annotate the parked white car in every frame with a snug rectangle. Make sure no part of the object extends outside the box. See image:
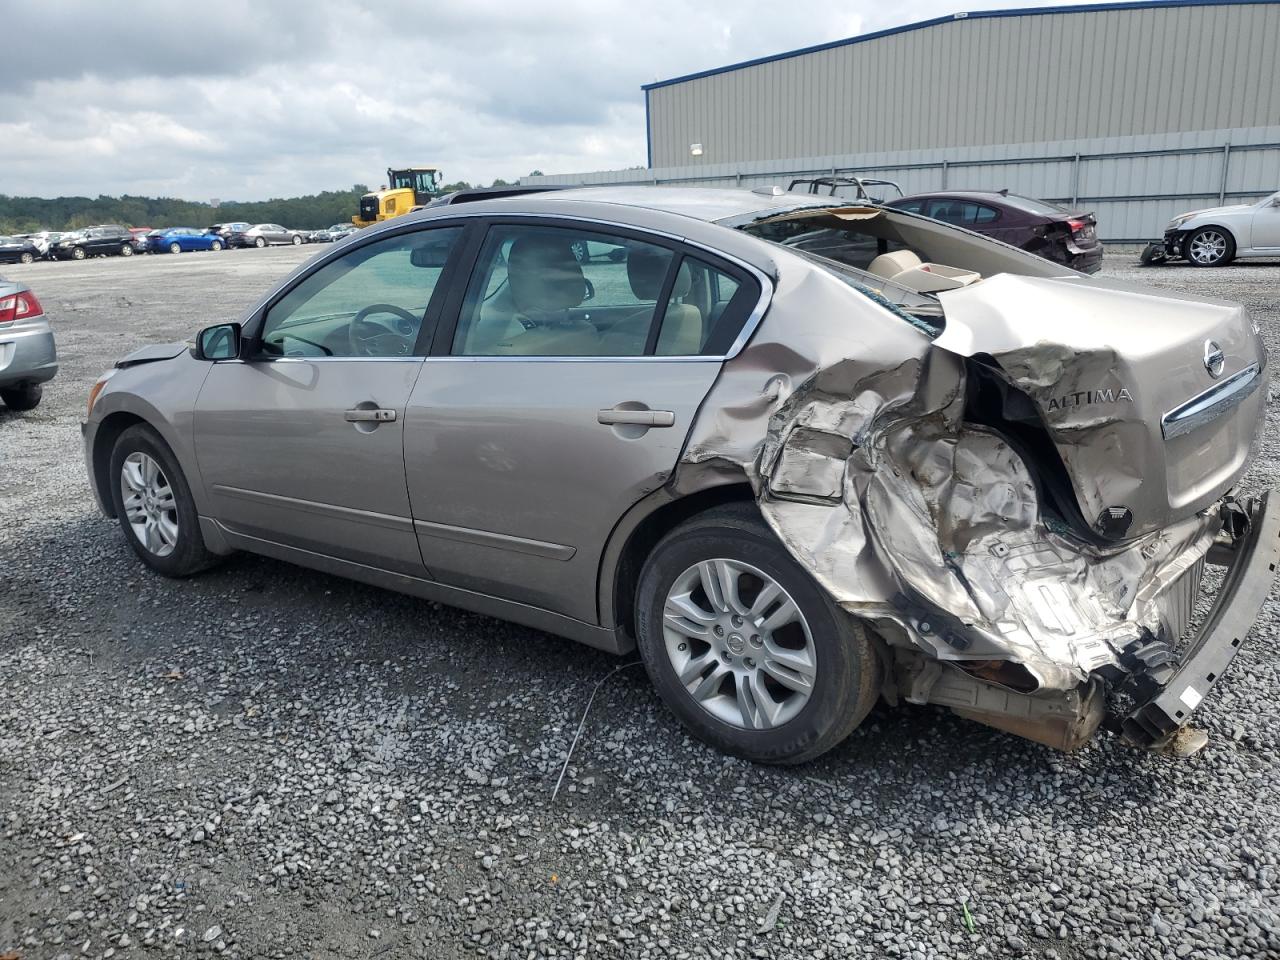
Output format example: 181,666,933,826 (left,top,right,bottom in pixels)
1143,189,1280,266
